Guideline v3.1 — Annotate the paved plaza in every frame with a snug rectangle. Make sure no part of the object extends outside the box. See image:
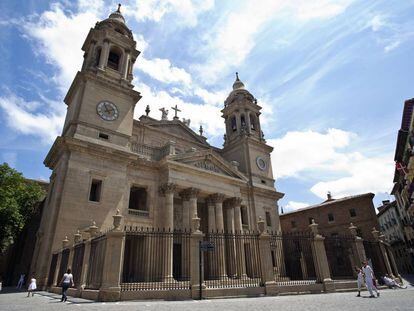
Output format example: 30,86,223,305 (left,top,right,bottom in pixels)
1,285,413,311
